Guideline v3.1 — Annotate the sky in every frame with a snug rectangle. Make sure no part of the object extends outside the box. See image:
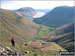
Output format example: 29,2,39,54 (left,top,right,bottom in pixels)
1,1,74,10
